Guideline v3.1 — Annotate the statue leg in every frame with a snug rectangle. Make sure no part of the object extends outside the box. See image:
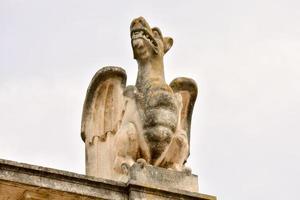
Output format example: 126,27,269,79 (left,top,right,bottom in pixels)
113,122,139,174
157,129,189,171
